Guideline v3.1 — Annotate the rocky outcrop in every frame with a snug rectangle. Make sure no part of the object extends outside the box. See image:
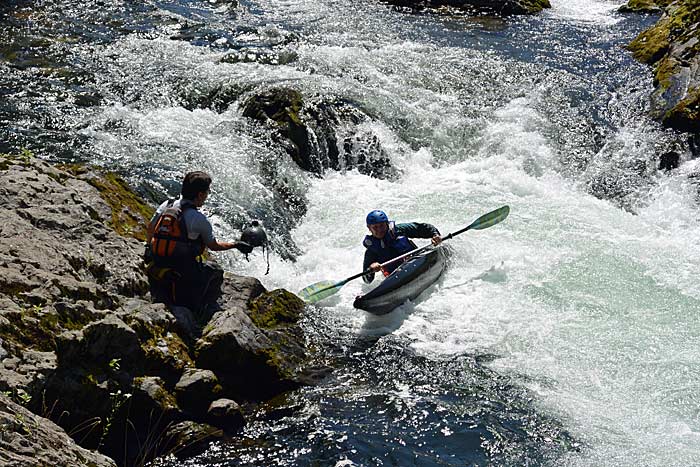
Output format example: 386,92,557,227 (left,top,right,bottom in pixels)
383,0,551,15
619,0,673,13
0,152,316,465
241,87,398,180
626,0,699,134
0,393,116,467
